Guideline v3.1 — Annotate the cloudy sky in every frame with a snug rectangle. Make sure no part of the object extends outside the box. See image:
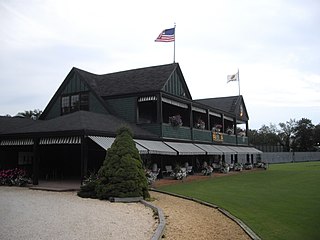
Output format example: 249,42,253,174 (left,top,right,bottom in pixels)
0,0,319,129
